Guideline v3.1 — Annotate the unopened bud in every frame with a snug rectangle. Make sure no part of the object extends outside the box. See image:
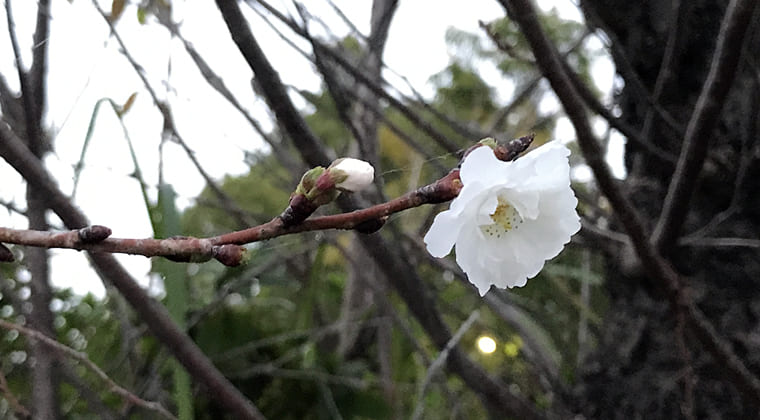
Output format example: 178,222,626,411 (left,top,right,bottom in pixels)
78,225,112,243
213,244,248,267
329,158,374,192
